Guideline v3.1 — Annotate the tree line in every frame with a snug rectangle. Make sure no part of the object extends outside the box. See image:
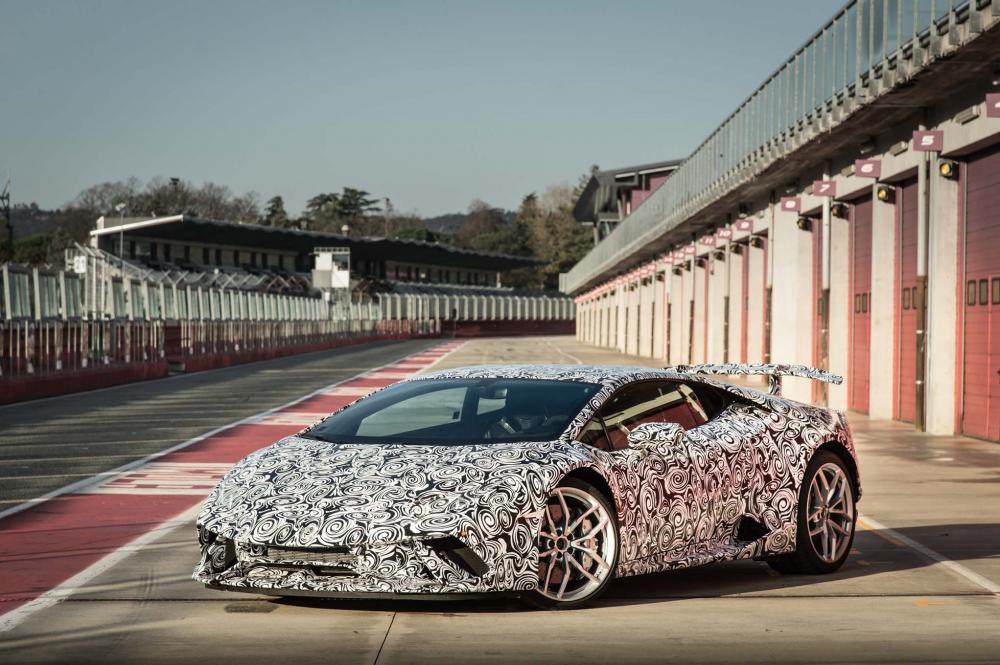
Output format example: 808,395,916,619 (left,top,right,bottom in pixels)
2,173,594,290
